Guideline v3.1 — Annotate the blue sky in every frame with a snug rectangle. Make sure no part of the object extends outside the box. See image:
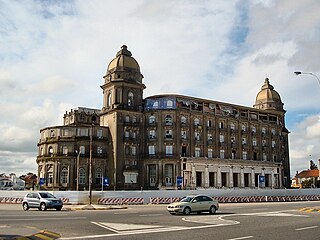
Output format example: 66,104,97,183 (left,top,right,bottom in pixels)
0,0,319,177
